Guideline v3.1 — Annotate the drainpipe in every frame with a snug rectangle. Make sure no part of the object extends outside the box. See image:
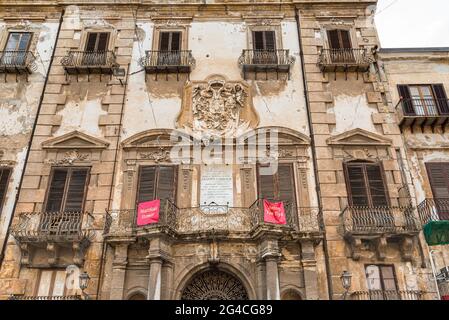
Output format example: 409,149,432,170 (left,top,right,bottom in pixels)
0,9,65,267
294,8,334,300
95,60,131,299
